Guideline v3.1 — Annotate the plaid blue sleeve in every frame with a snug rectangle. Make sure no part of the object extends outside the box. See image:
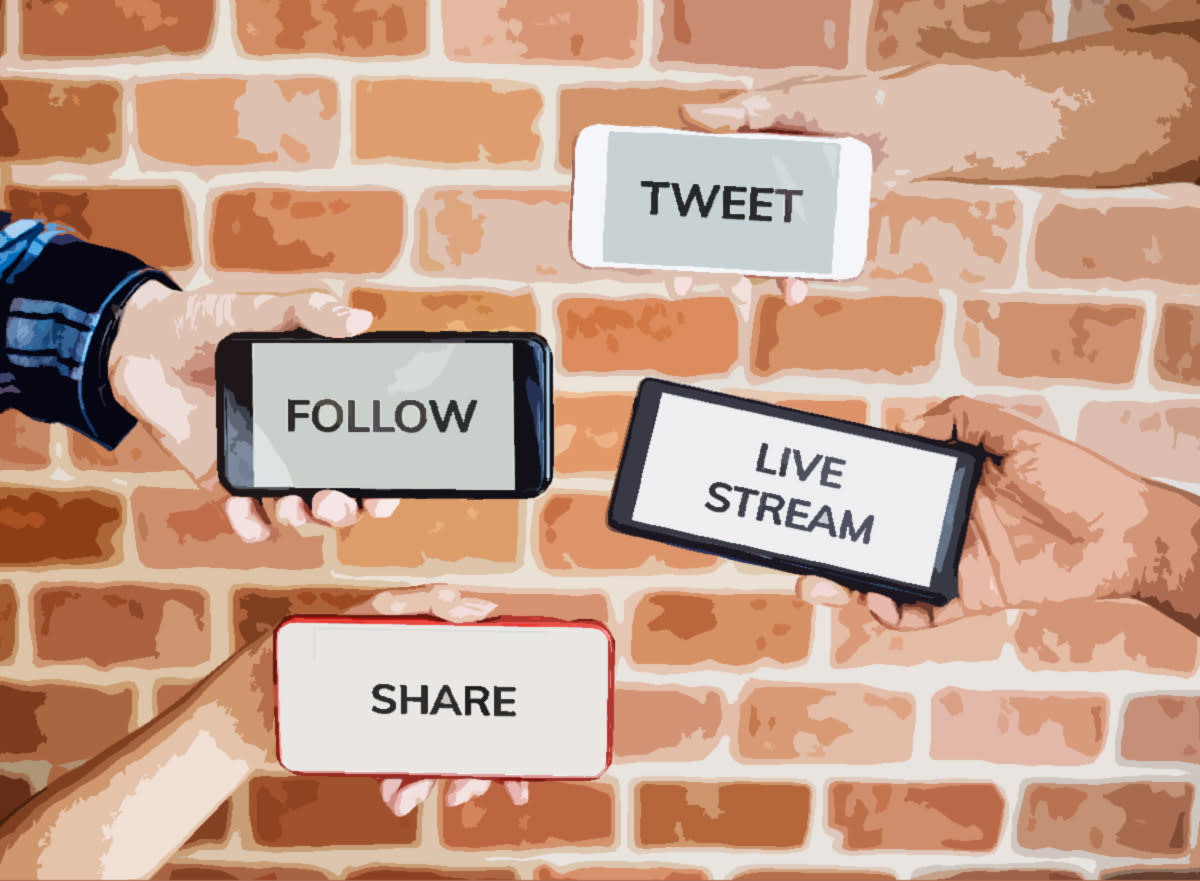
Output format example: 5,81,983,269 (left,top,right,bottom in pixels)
0,211,179,449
